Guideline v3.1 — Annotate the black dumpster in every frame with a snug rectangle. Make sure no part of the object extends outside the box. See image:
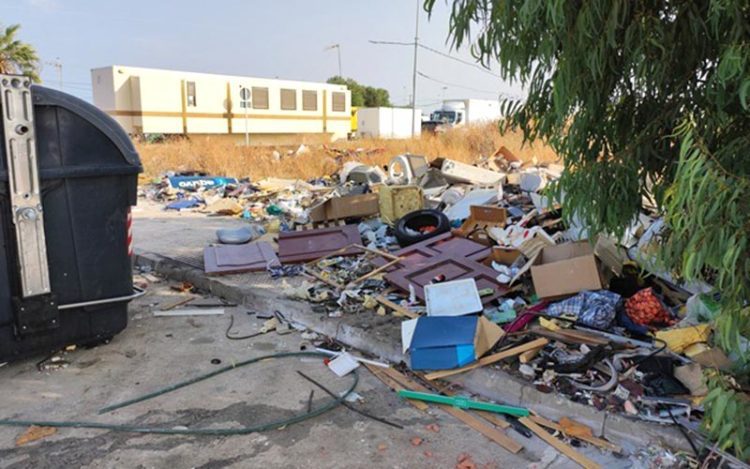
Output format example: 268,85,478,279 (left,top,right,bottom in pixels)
0,77,142,361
